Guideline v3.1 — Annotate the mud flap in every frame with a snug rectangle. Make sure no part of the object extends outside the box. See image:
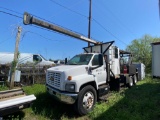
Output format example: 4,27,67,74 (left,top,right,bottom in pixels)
109,77,120,91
